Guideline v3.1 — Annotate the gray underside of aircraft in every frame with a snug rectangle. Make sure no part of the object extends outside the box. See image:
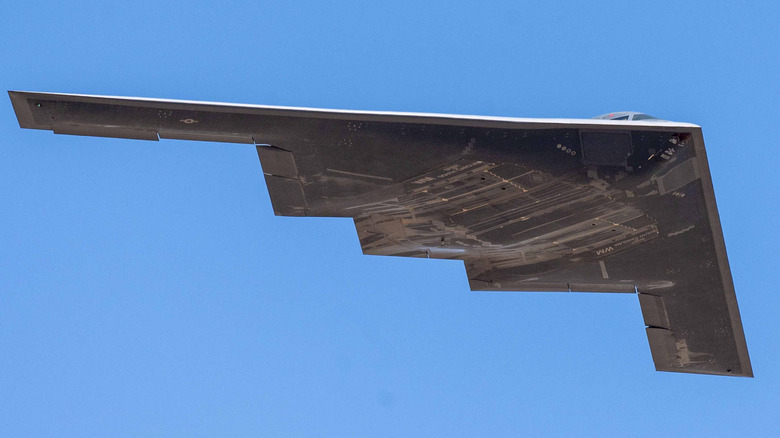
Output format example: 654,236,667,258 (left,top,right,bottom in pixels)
9,91,752,377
